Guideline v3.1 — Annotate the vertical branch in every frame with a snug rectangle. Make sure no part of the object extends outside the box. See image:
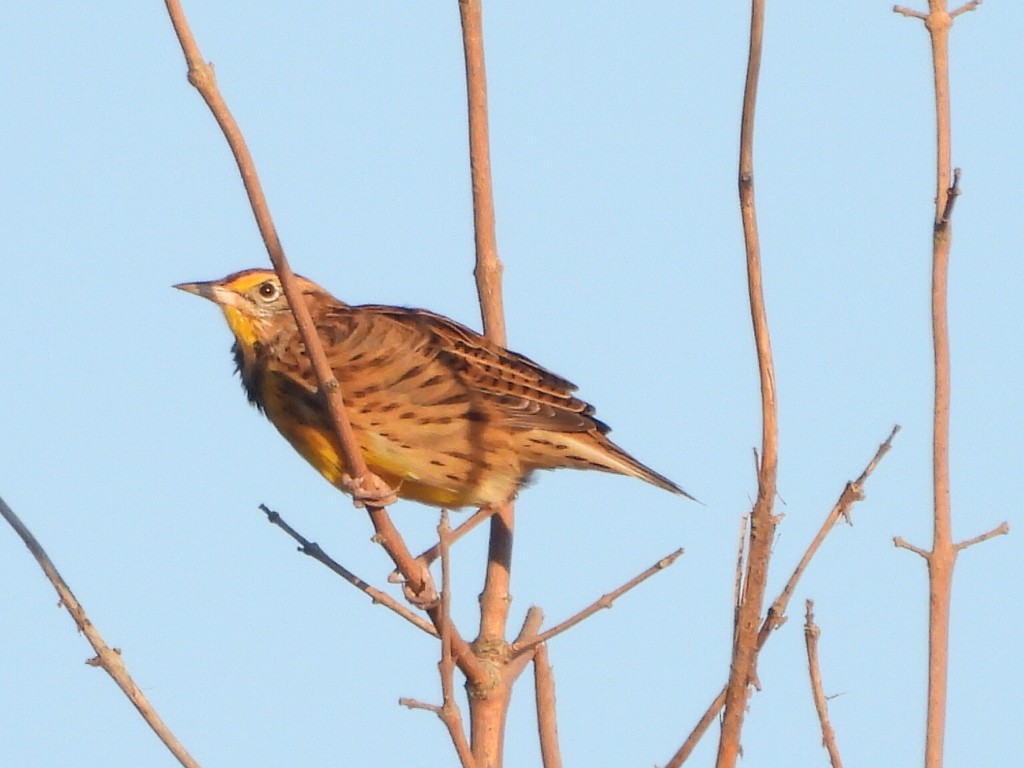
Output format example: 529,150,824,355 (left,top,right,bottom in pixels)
458,0,506,344
457,1,514,765
924,9,956,763
804,601,844,768
892,4,989,767
438,511,477,768
717,0,778,765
